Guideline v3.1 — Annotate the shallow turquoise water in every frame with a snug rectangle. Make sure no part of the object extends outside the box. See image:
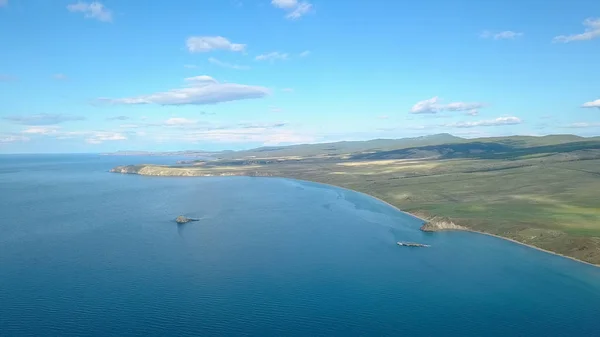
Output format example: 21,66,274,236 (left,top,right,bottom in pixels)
1,154,599,336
